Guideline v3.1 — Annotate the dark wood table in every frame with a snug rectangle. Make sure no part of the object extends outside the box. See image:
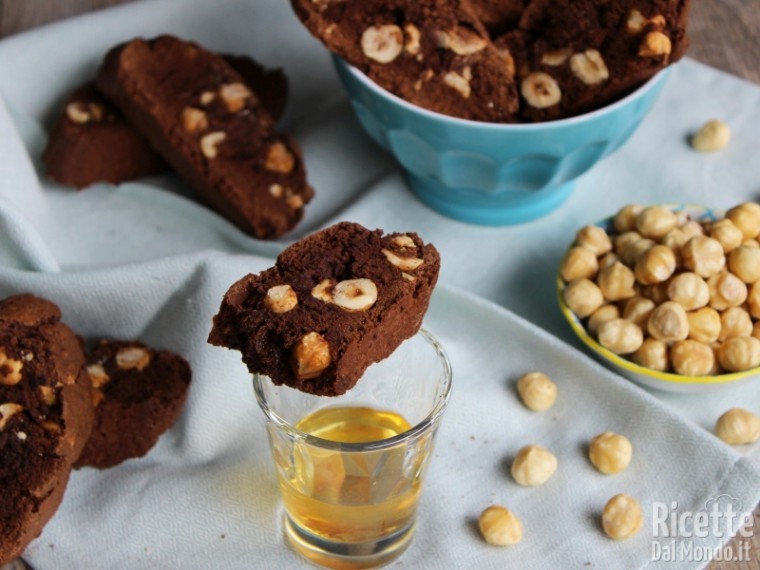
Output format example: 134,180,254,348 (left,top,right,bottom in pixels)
0,1,758,569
